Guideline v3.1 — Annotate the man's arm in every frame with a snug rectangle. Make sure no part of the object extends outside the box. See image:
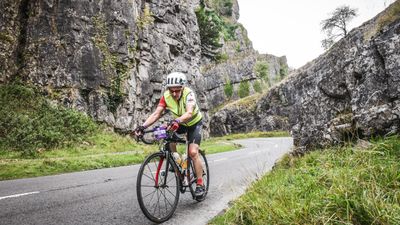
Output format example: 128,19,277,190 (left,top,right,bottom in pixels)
142,106,165,128
176,92,196,123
